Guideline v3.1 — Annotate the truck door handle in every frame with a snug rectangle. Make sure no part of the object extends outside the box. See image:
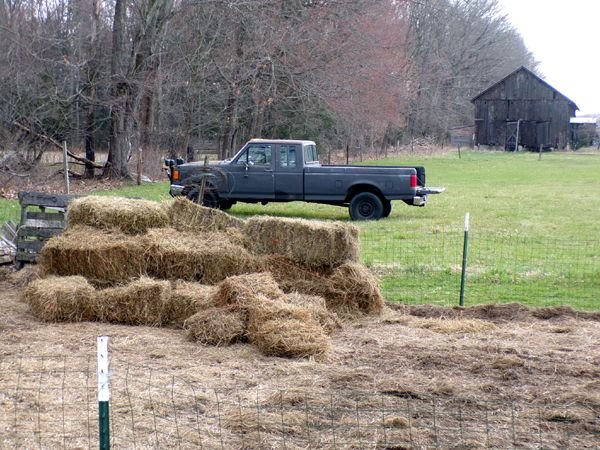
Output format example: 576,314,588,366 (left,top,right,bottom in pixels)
264,169,273,172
